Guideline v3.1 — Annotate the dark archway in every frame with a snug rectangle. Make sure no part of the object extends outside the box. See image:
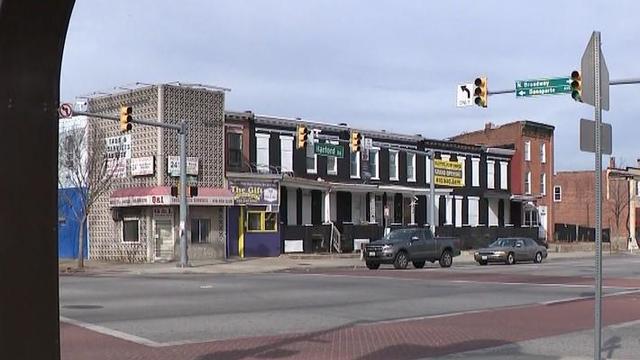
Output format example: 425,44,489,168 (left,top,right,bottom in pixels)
0,1,75,359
